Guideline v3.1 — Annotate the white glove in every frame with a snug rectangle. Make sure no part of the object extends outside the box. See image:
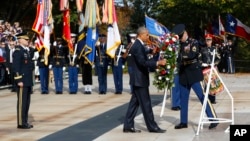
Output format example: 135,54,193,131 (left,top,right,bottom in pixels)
53,41,57,46
76,64,79,68
92,65,95,69
63,67,66,71
202,63,209,67
49,65,52,69
122,65,125,69
73,54,77,58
